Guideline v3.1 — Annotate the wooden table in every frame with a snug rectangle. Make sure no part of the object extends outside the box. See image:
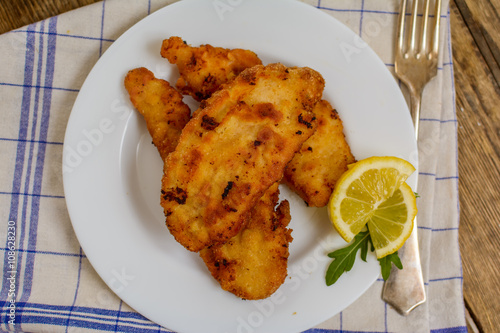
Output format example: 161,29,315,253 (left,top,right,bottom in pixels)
1,1,499,332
